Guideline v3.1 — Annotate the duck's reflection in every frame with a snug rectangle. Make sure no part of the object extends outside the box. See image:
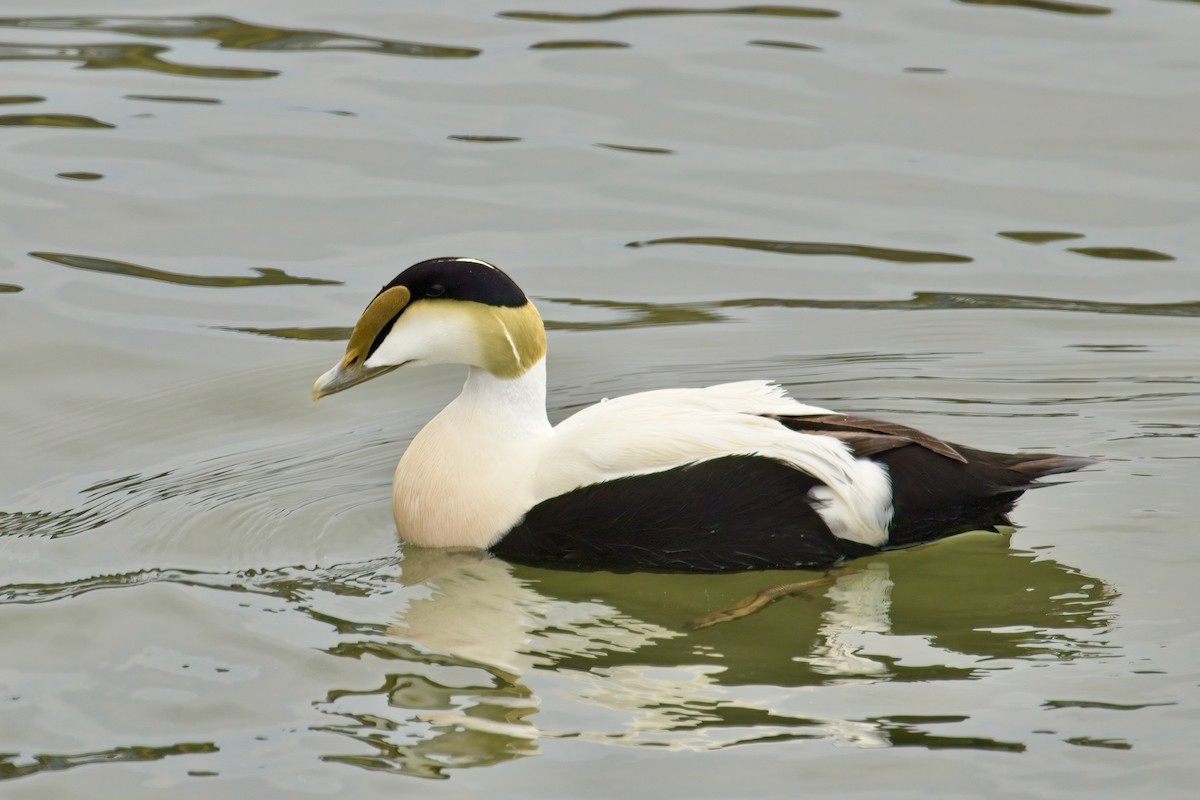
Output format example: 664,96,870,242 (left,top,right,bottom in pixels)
317,533,1115,777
